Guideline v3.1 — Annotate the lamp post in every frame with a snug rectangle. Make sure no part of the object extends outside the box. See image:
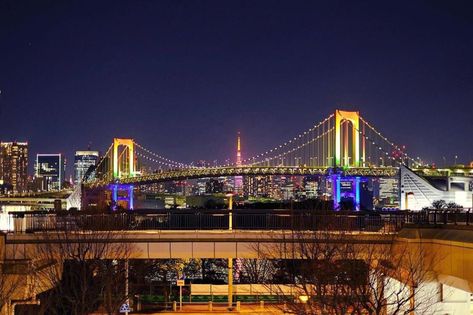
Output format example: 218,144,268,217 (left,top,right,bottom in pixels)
225,193,234,309
226,193,233,230
299,295,309,313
